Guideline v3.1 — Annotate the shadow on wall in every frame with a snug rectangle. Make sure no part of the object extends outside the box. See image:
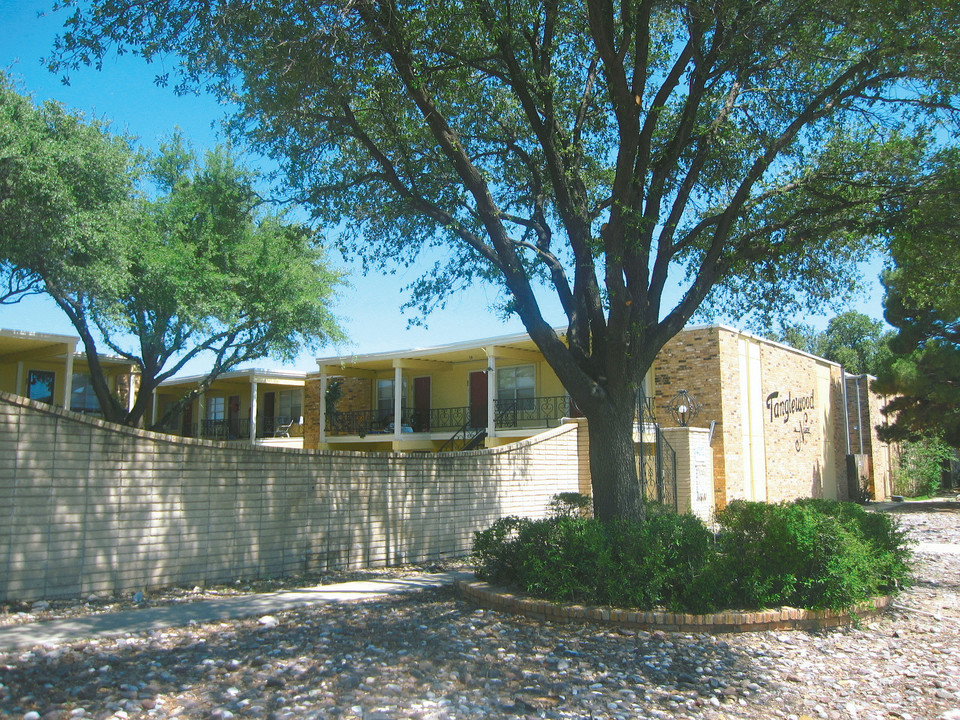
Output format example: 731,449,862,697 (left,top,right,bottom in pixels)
0,391,581,602
810,460,824,500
